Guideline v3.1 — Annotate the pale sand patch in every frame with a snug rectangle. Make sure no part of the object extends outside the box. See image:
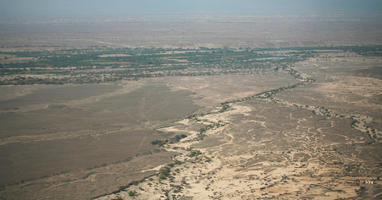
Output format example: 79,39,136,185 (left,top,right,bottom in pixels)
177,119,191,126
199,105,252,124
98,54,131,58
141,165,165,173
